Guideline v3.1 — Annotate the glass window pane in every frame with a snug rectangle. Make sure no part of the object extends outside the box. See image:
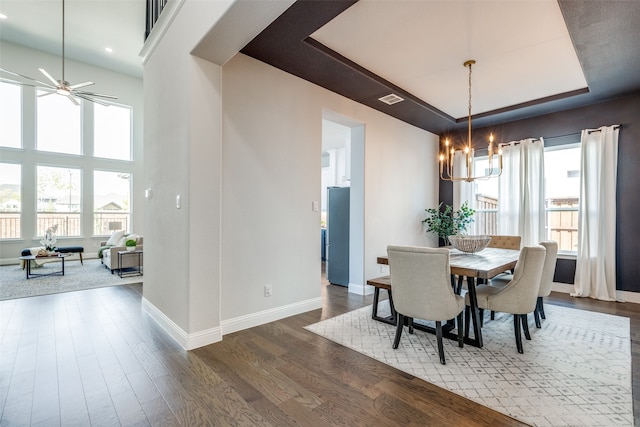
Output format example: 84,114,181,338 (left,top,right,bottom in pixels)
0,82,21,148
37,90,81,155
36,166,81,237
0,163,21,239
544,145,580,252
94,171,131,235
94,103,132,160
